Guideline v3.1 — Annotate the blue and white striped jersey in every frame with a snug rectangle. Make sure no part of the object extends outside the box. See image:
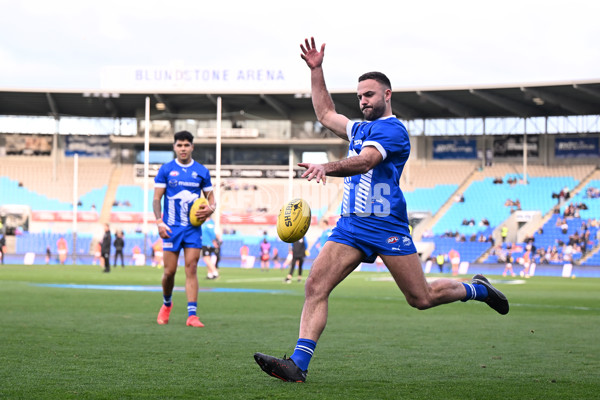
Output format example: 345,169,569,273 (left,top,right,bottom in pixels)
340,116,410,227
154,159,212,227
